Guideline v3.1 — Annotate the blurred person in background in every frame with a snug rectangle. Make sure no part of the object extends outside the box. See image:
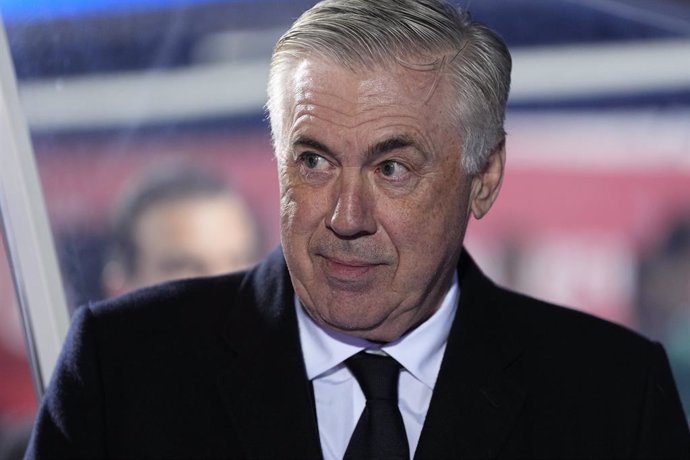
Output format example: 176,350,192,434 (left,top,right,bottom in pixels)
101,163,263,297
